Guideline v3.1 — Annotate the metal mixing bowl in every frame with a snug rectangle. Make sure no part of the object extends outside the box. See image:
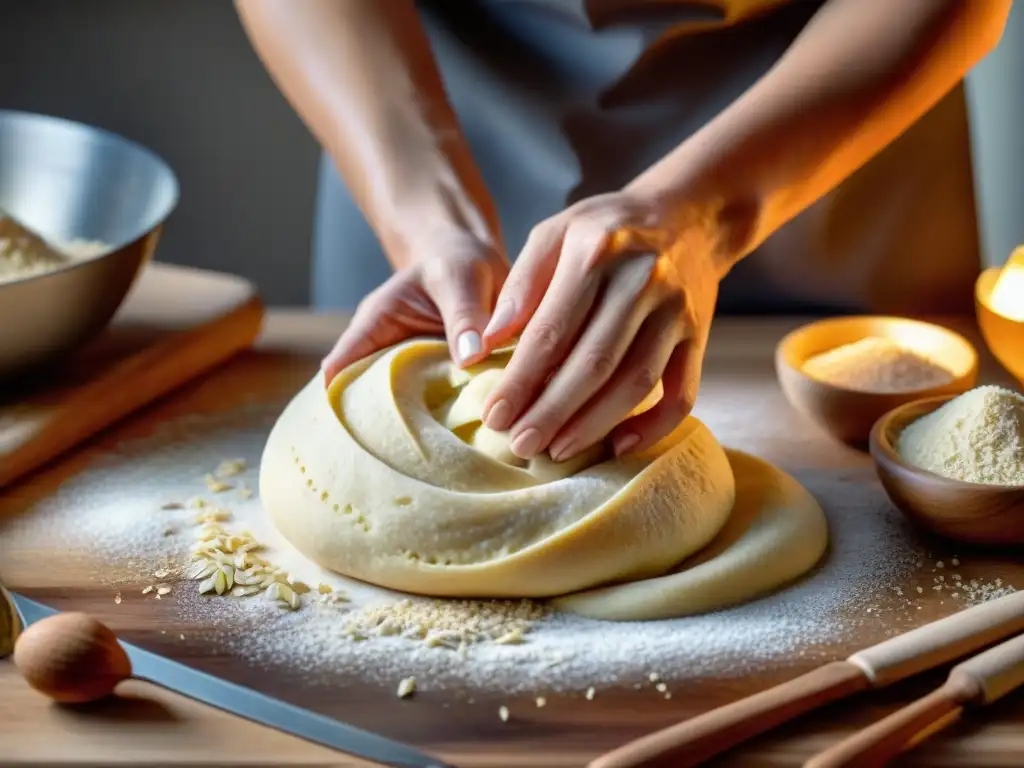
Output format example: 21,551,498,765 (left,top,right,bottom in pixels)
0,584,20,658
0,110,179,380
